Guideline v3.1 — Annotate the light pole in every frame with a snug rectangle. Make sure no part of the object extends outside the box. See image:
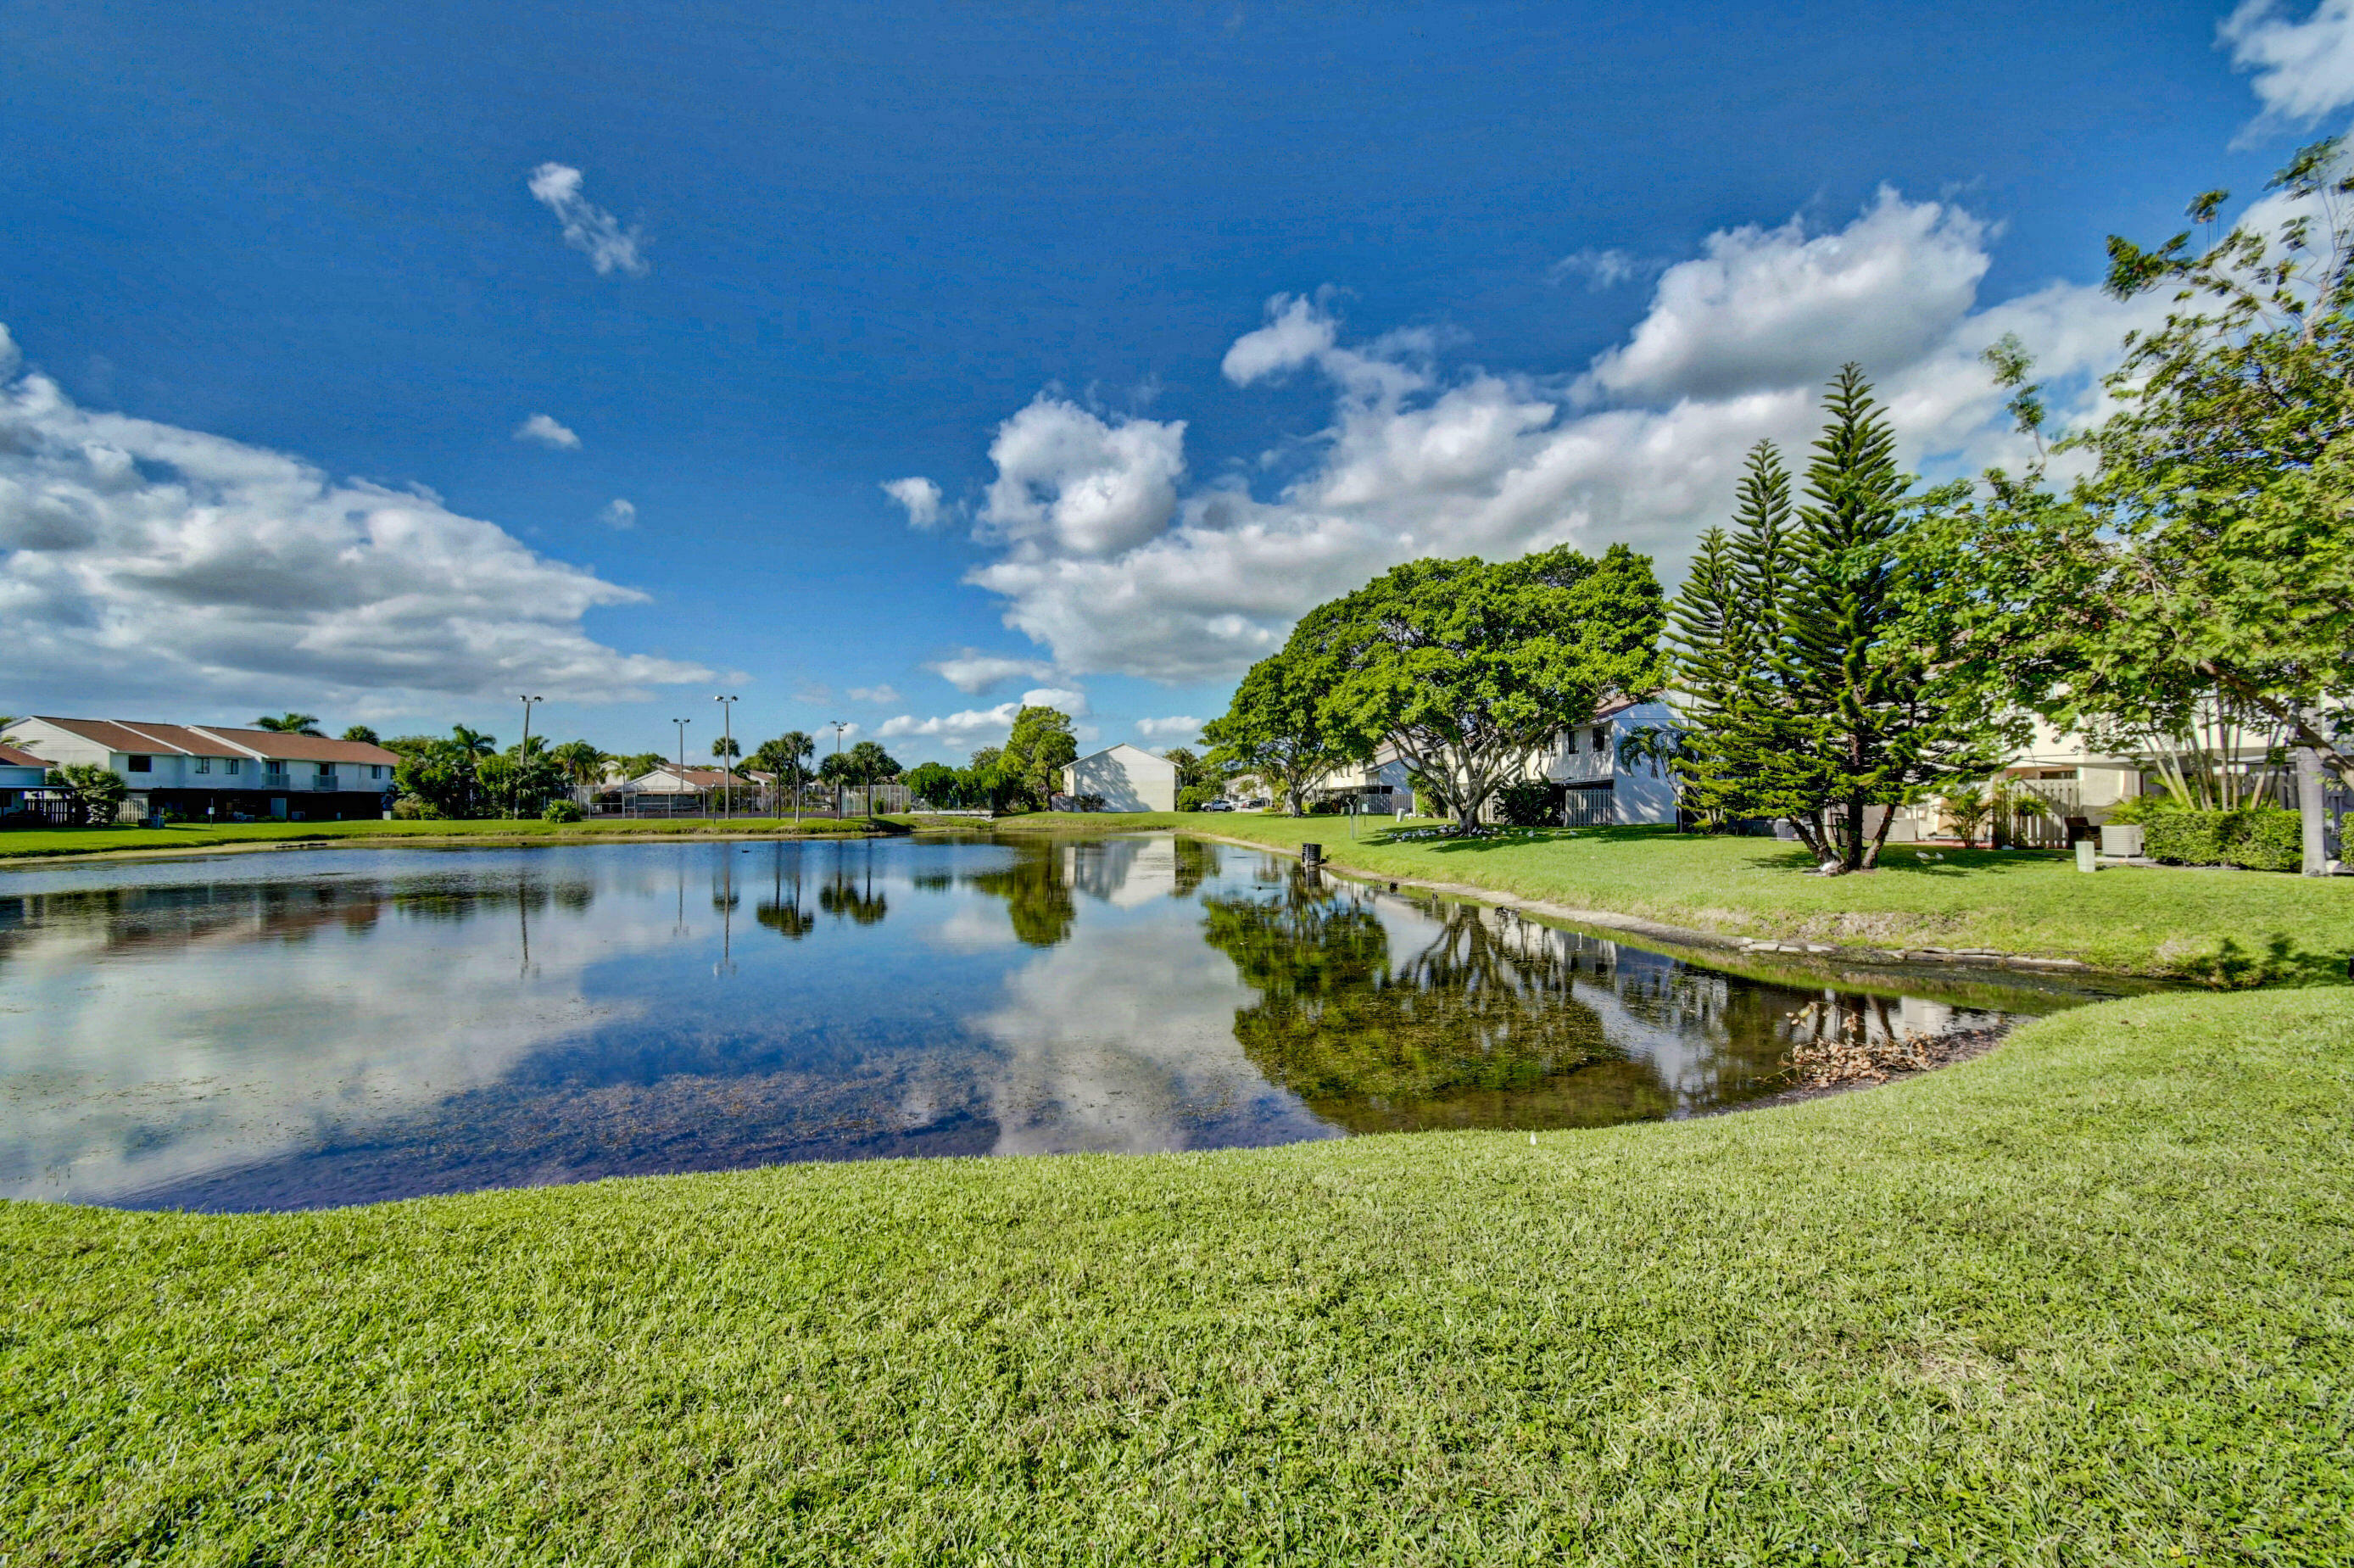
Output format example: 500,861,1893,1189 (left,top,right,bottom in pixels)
830,720,848,818
672,717,692,820
516,695,544,817
714,695,738,821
